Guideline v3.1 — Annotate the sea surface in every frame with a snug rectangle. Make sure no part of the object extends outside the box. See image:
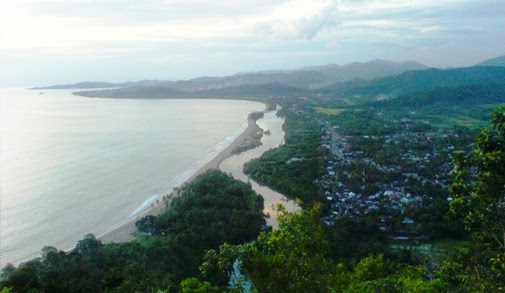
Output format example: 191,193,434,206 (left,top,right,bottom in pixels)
0,88,264,267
